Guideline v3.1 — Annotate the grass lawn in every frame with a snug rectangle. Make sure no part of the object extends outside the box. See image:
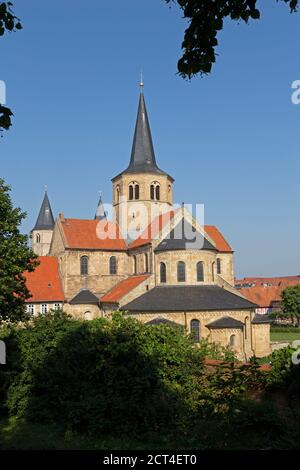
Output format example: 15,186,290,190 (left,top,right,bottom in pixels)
270,331,300,343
